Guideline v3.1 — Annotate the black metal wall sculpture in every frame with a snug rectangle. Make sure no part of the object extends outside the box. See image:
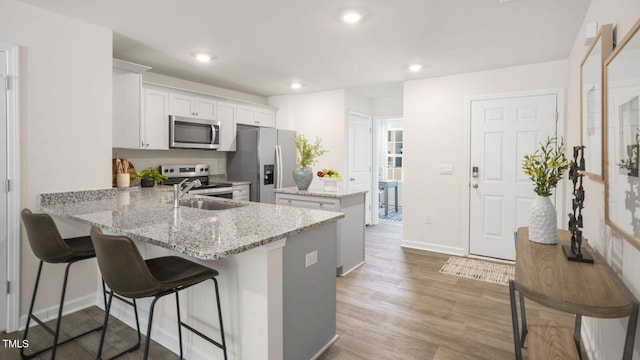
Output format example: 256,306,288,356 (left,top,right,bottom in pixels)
564,145,594,263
